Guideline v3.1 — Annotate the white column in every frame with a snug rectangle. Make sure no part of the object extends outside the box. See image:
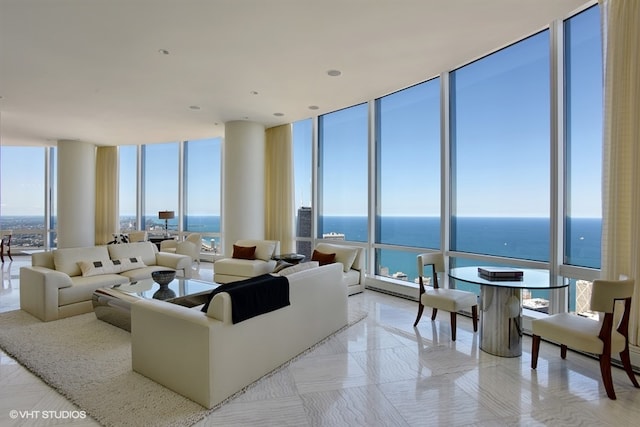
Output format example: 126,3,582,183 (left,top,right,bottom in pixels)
222,121,265,255
57,140,96,248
